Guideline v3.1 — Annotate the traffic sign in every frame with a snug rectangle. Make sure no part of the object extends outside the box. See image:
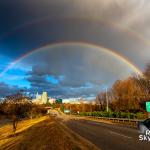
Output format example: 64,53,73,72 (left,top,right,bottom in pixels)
146,102,150,112
64,109,70,113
